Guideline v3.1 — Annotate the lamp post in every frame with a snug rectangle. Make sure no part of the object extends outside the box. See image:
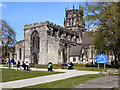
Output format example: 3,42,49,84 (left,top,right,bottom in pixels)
91,45,93,70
